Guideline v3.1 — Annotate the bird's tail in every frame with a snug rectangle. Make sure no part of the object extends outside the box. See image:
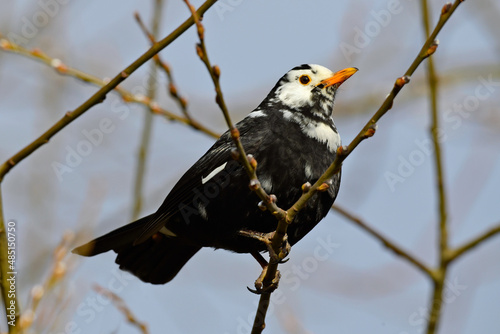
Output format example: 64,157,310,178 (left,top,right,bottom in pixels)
72,214,201,284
